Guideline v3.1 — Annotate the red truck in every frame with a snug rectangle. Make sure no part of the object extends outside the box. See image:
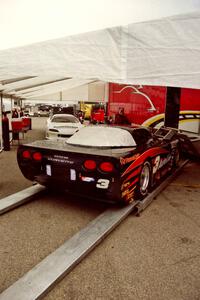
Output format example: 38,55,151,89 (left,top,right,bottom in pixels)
90,104,105,124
